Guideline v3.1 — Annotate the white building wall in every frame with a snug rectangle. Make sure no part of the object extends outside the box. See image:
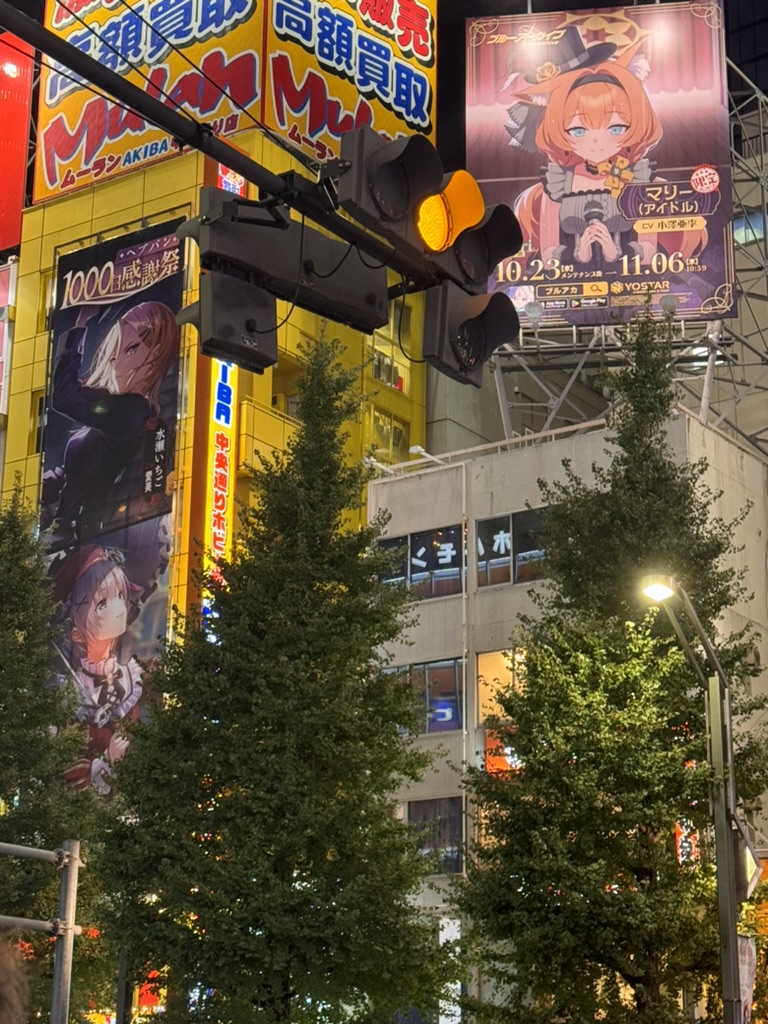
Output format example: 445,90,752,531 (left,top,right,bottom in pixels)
368,410,768,902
